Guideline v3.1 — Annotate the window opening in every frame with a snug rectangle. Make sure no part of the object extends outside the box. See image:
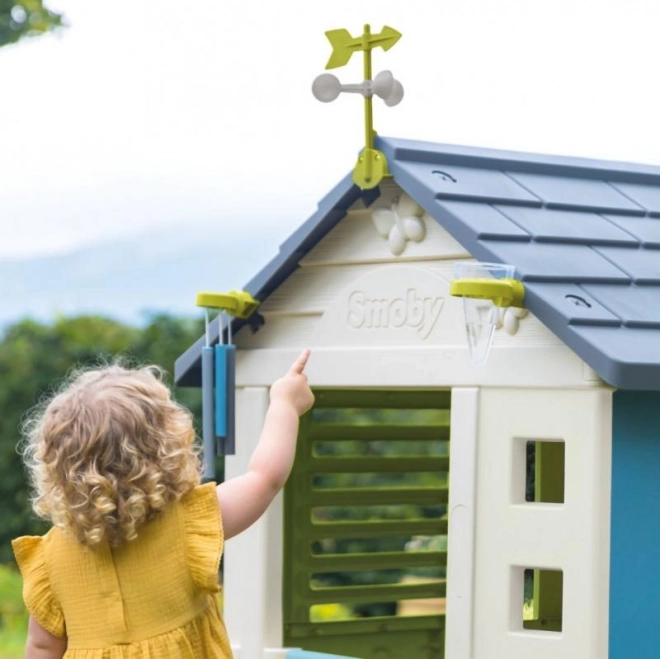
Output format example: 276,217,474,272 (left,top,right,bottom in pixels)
523,568,563,633
525,440,565,504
